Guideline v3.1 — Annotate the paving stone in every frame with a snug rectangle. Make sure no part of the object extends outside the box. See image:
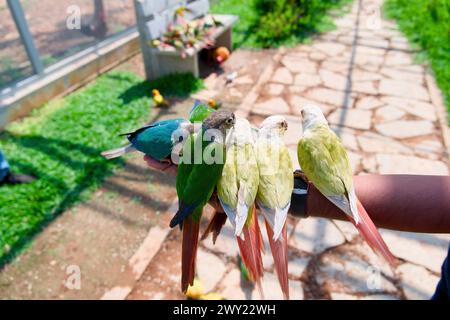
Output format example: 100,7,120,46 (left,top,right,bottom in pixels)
357,132,412,154
289,95,334,117
288,257,310,278
376,154,449,175
395,64,424,74
219,269,252,300
352,81,378,95
352,69,383,82
347,151,362,173
379,230,450,273
197,248,227,292
328,108,372,130
358,37,389,48
412,138,444,159
305,88,346,107
265,83,284,96
355,96,384,110
397,263,440,300
321,60,349,74
379,68,423,84
283,115,302,146
361,155,378,173
375,120,434,139
320,70,348,91
355,45,386,56
234,75,254,85
331,219,360,241
281,57,317,74
309,51,327,61
202,221,239,257
385,51,413,66
354,53,384,67
375,106,406,122
316,241,397,295
288,85,307,94
331,126,359,151
219,269,304,300
272,67,293,85
294,73,321,87
253,97,291,115
229,88,244,98
379,79,430,101
290,217,345,254
380,96,436,121
313,42,347,56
